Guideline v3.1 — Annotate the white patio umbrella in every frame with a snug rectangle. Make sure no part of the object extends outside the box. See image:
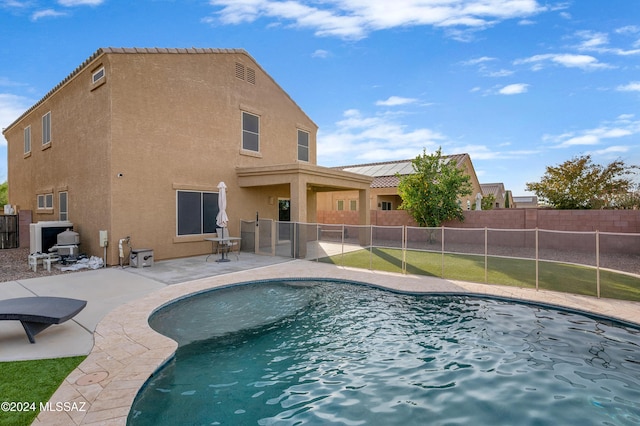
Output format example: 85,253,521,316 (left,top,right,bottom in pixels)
216,181,229,230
